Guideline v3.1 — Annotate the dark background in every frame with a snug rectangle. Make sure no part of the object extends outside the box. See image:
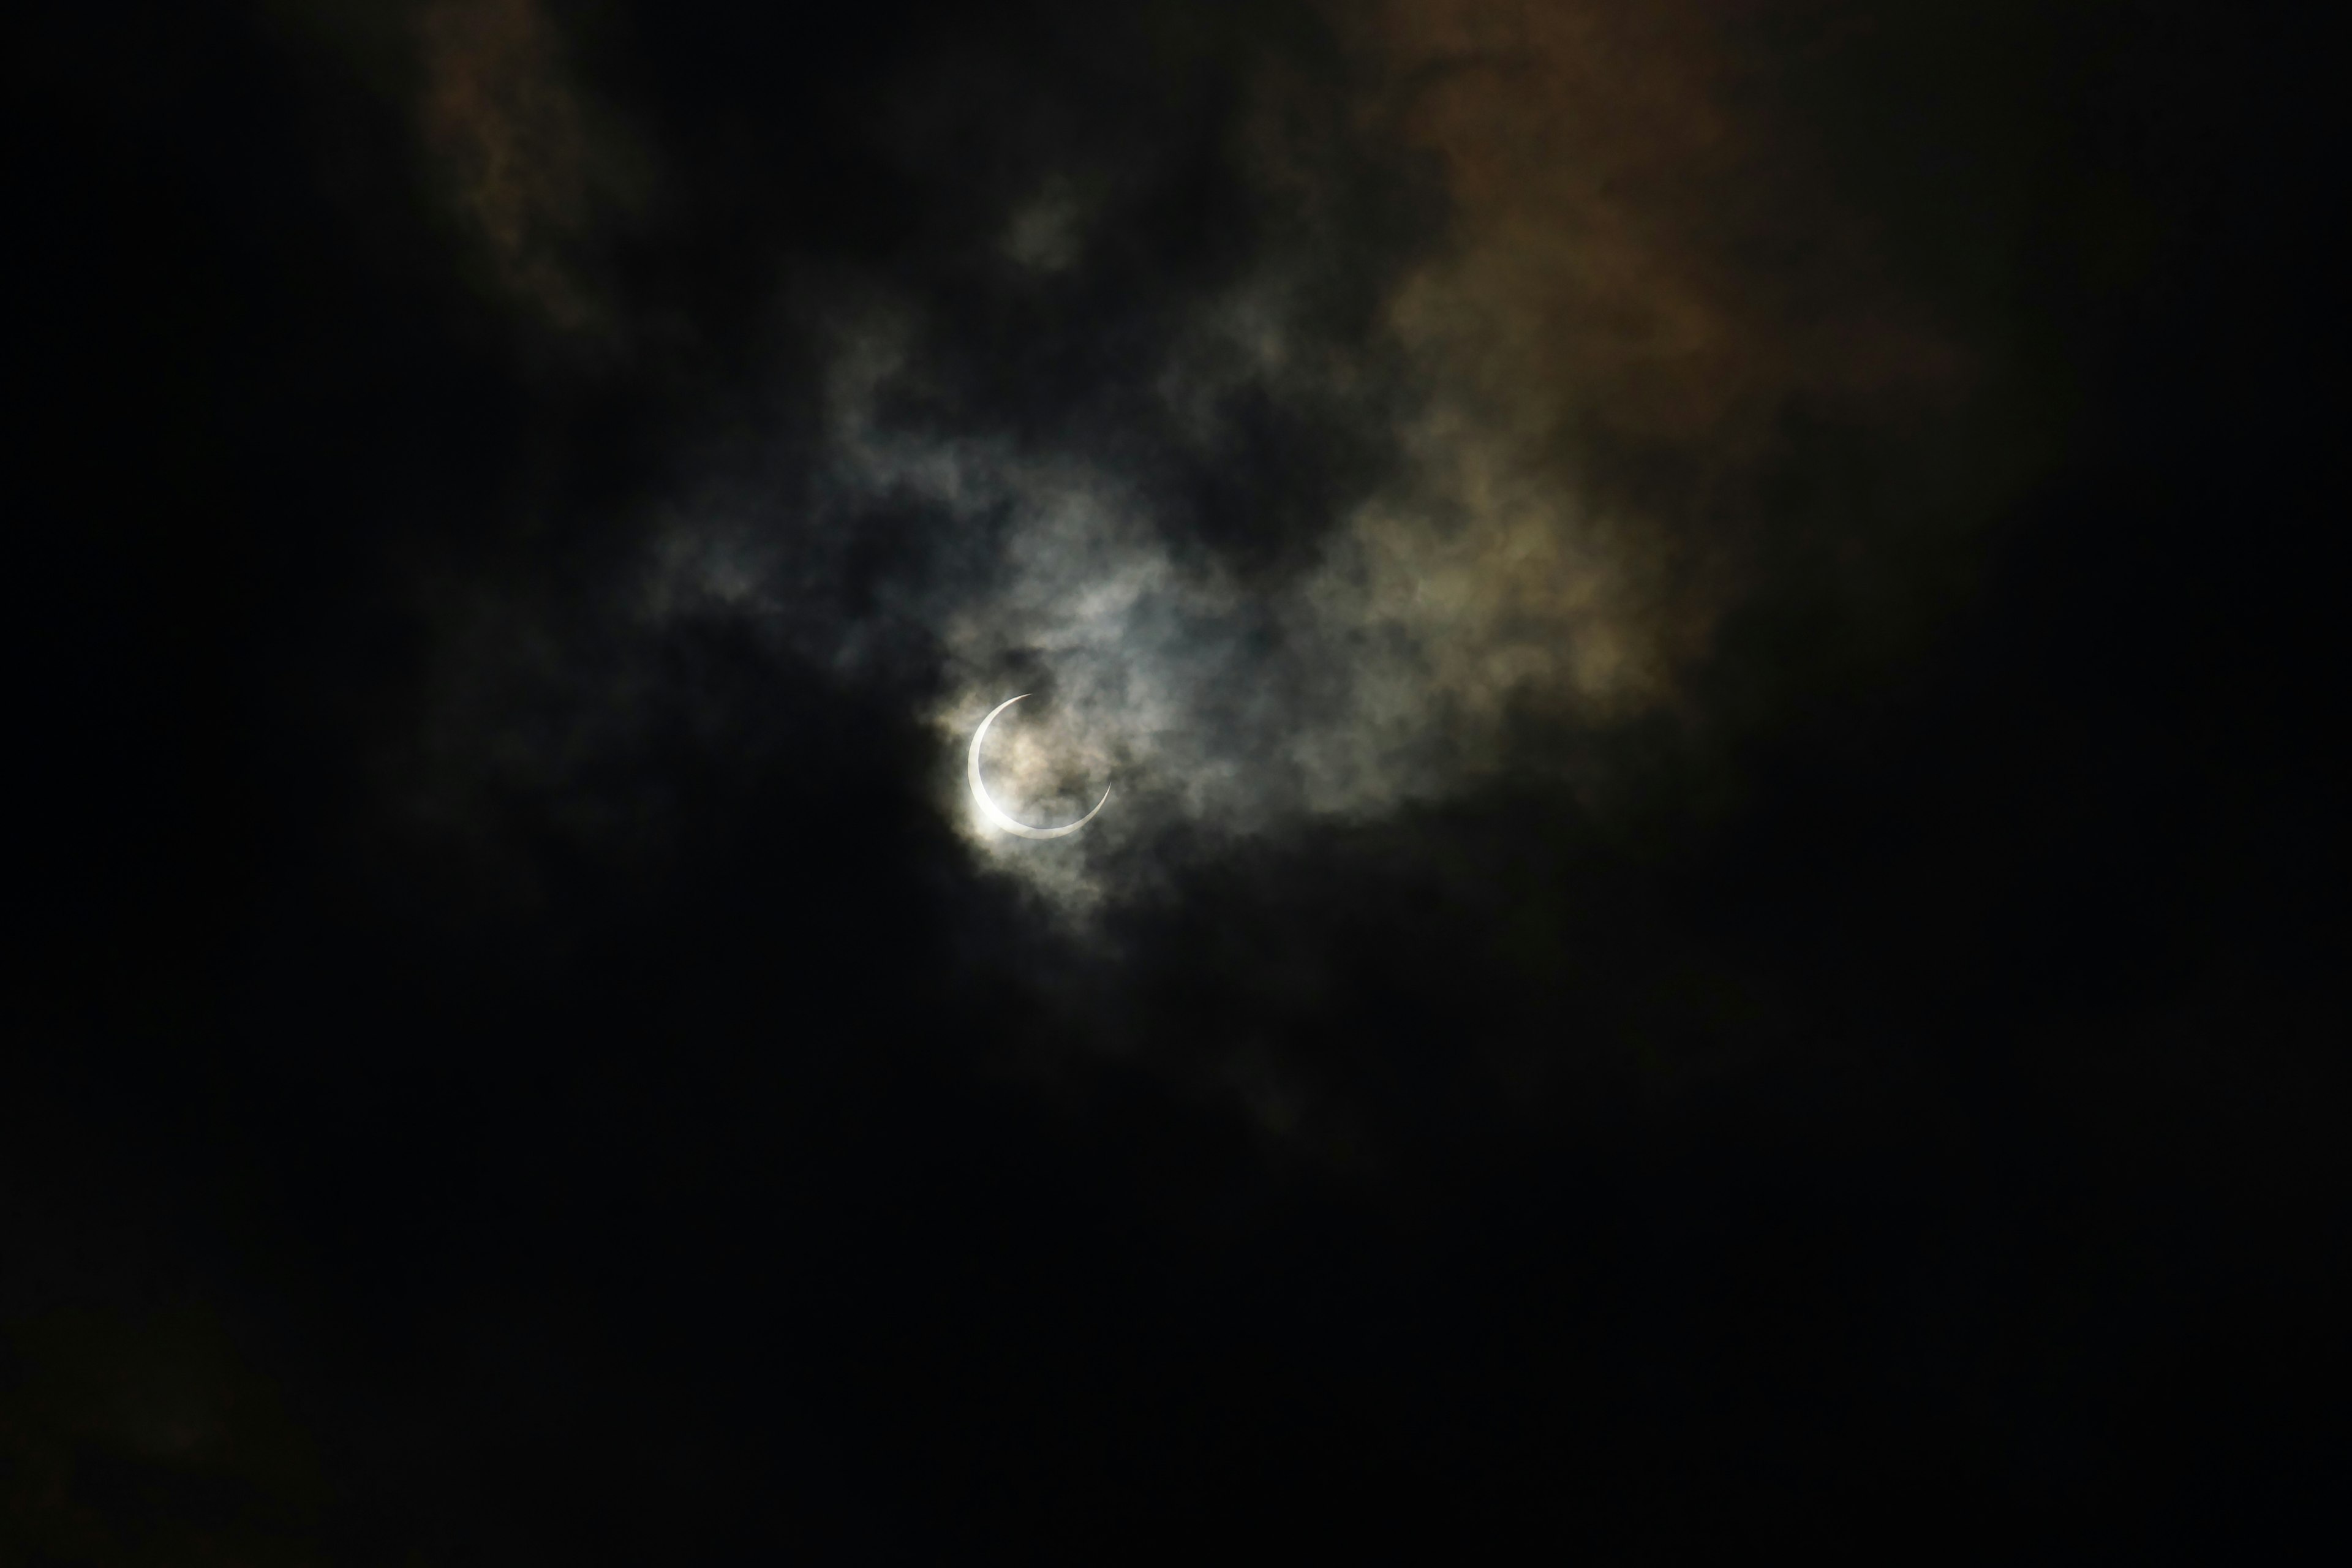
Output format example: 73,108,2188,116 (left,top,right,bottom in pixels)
7,1,2343,1559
